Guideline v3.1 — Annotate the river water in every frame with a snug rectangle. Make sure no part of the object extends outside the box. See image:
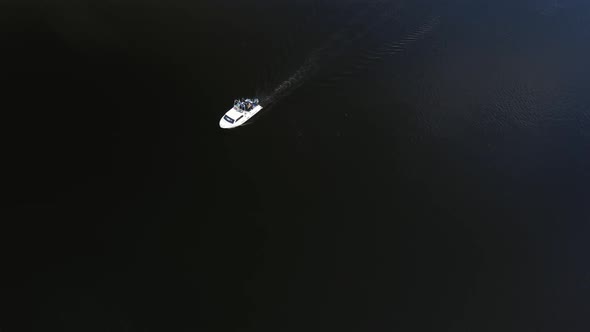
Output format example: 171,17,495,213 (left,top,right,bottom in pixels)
5,0,590,330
